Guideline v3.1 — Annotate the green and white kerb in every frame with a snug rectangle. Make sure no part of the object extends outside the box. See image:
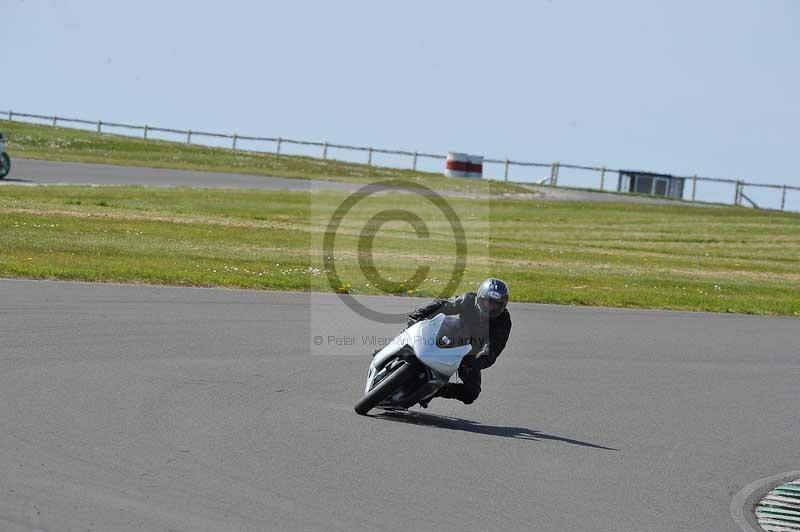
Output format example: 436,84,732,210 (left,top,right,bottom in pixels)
756,478,800,531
